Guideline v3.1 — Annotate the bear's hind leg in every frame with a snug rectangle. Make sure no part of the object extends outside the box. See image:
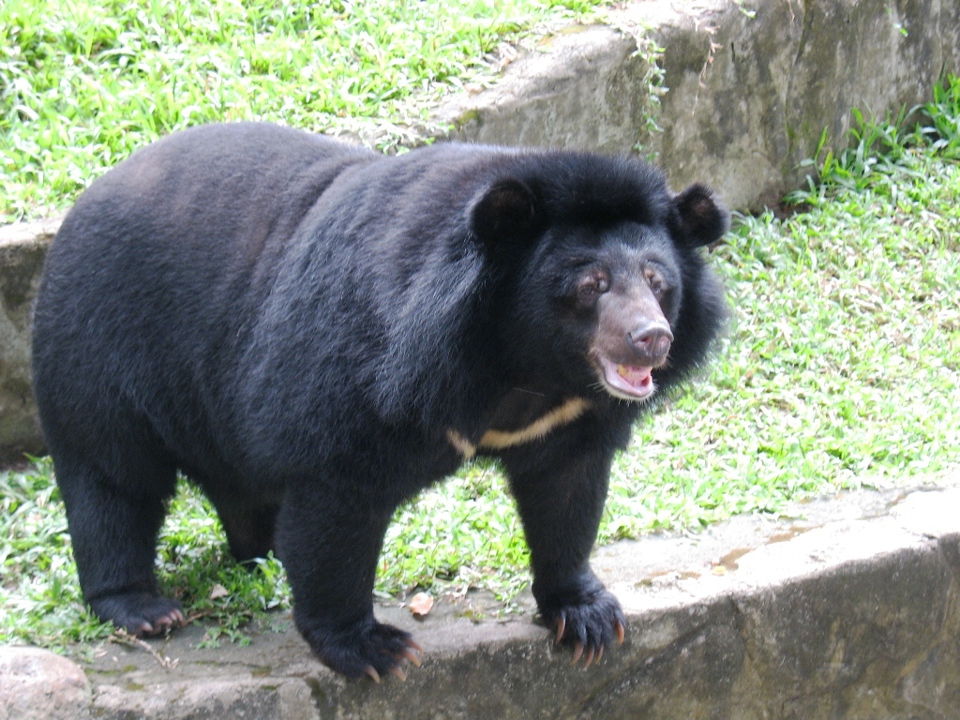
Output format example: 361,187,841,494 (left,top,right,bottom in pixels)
54,456,183,635
276,485,422,681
